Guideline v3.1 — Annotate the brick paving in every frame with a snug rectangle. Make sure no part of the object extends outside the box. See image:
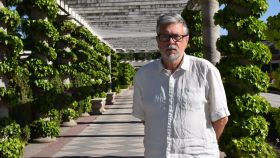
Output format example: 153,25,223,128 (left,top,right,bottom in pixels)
22,88,144,158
